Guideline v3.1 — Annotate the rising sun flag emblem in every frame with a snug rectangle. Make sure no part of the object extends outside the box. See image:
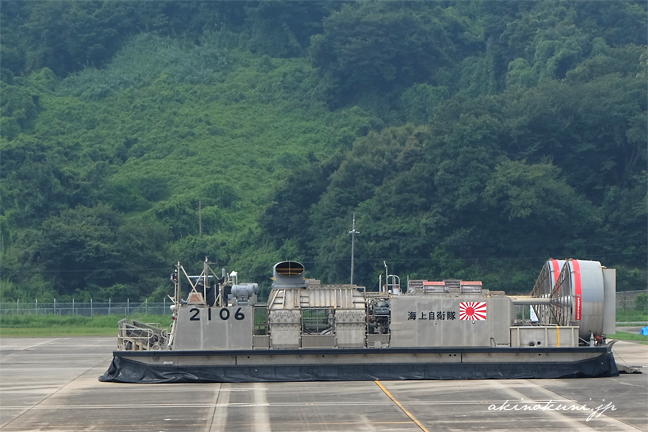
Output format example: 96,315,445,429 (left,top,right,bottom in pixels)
460,302,487,321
